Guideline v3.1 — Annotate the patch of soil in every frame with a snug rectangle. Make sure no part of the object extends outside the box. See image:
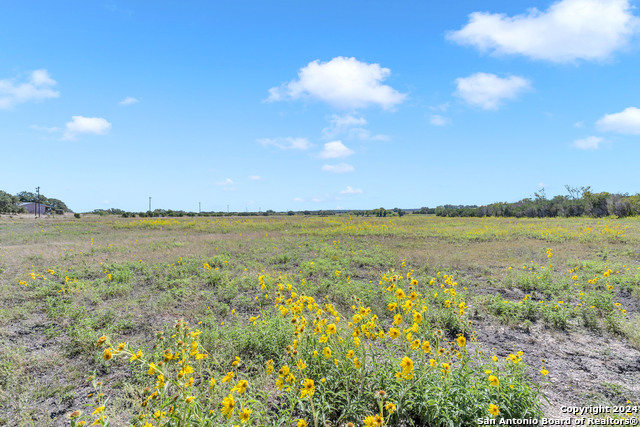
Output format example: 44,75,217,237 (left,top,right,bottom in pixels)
475,321,640,419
